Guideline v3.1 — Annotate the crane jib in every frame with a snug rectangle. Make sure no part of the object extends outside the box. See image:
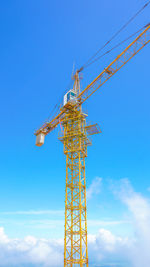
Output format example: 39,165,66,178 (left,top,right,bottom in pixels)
35,25,150,137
